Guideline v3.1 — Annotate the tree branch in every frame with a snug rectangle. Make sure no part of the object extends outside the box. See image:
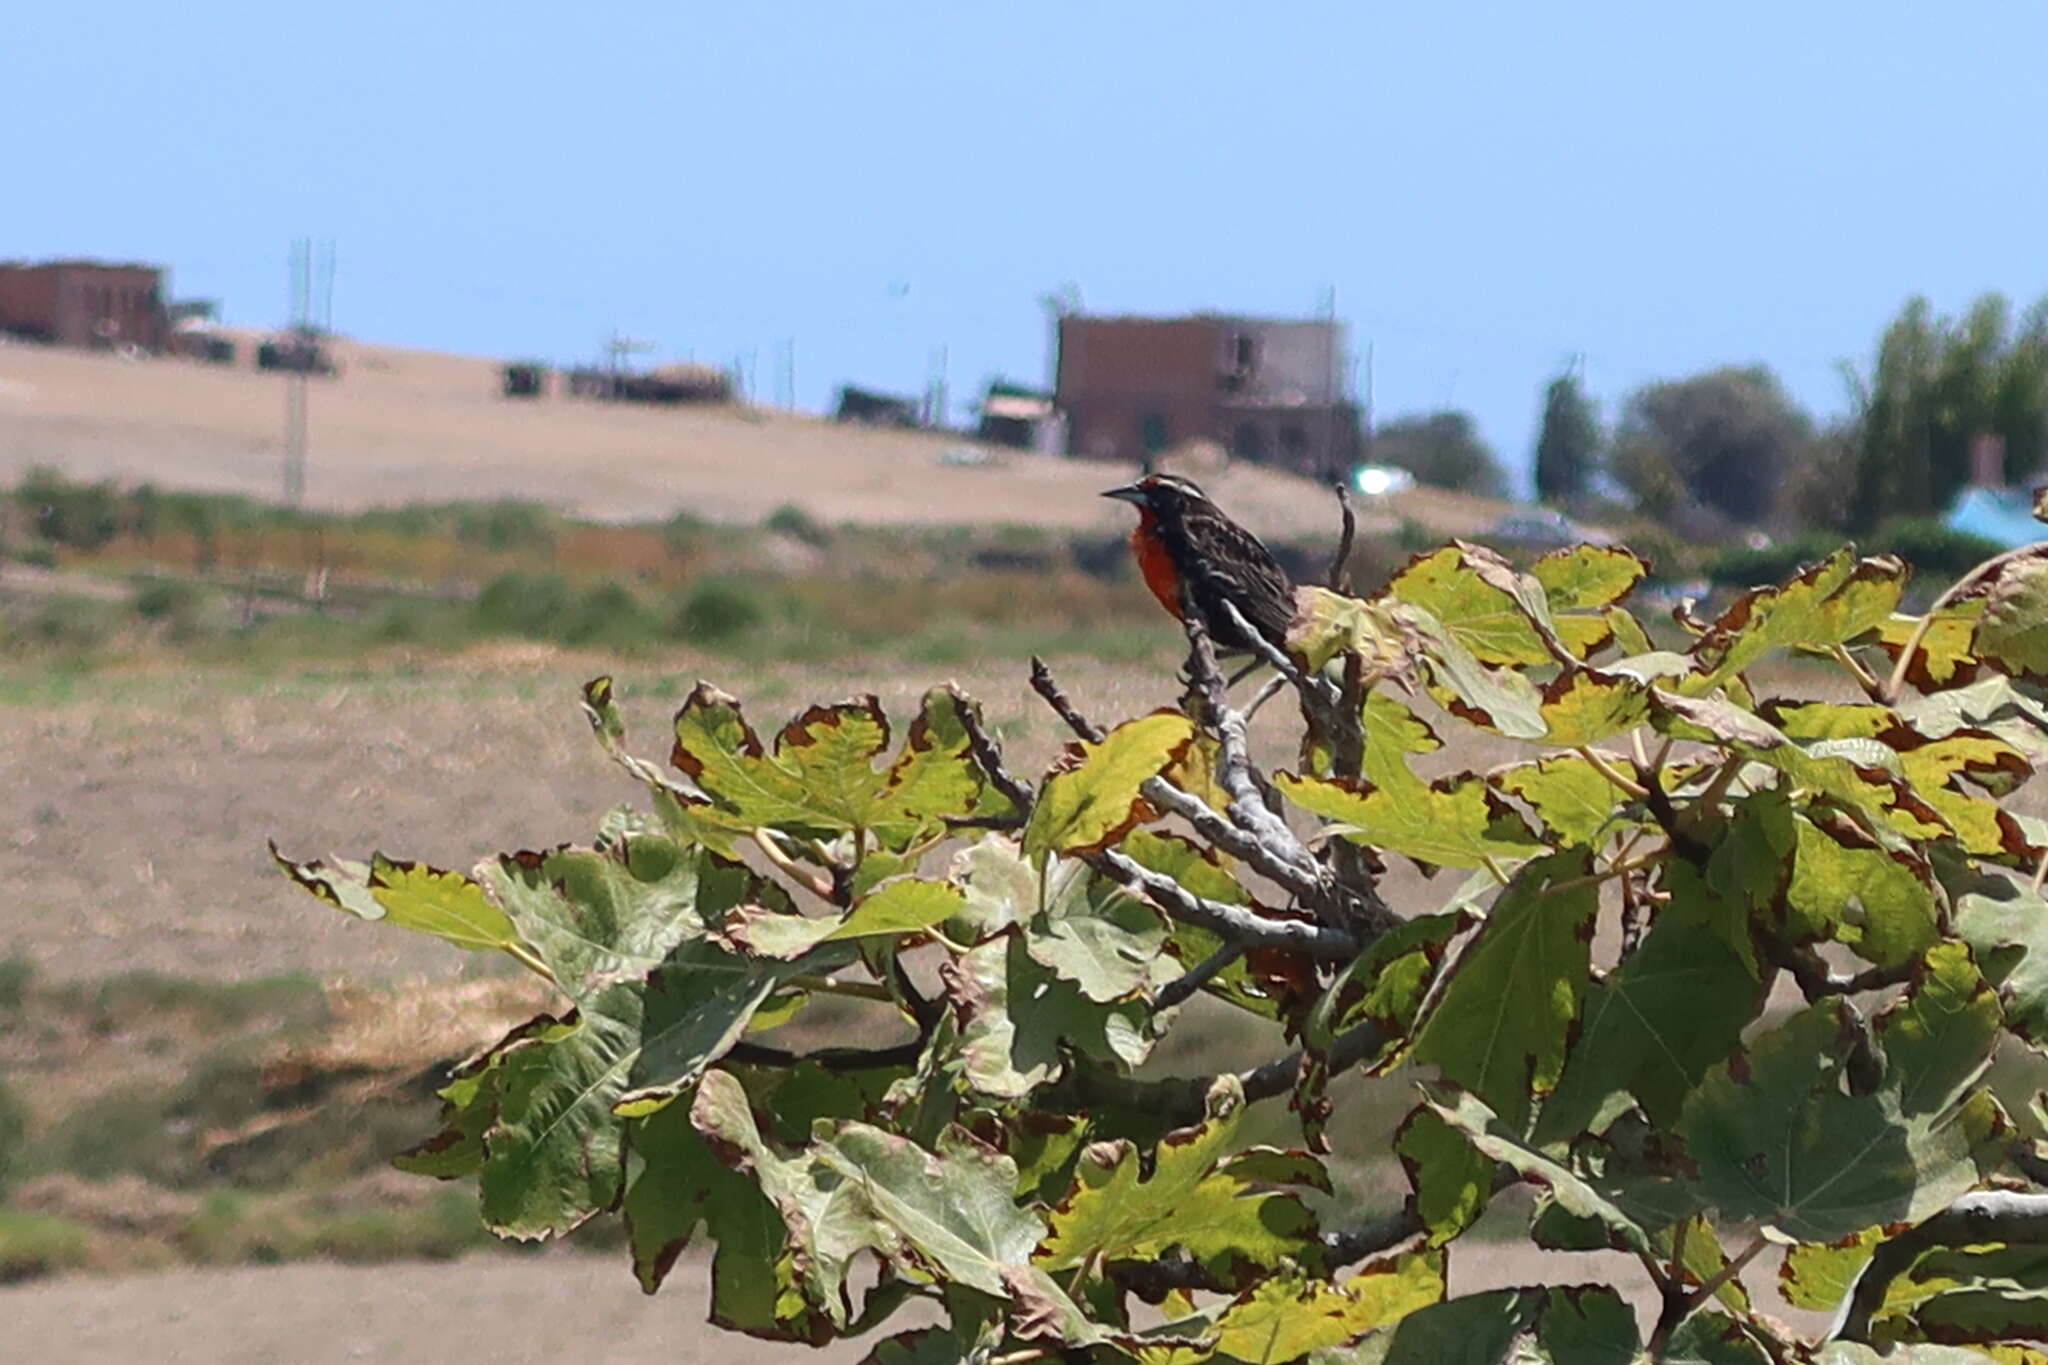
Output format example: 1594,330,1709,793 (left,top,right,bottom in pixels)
949,683,1035,813
1058,1014,1391,1132
1833,1191,2048,1342
1028,656,1105,743
1152,943,1244,1011
1142,774,1326,900
1763,938,1915,1002
1327,481,1359,595
1093,848,1360,958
